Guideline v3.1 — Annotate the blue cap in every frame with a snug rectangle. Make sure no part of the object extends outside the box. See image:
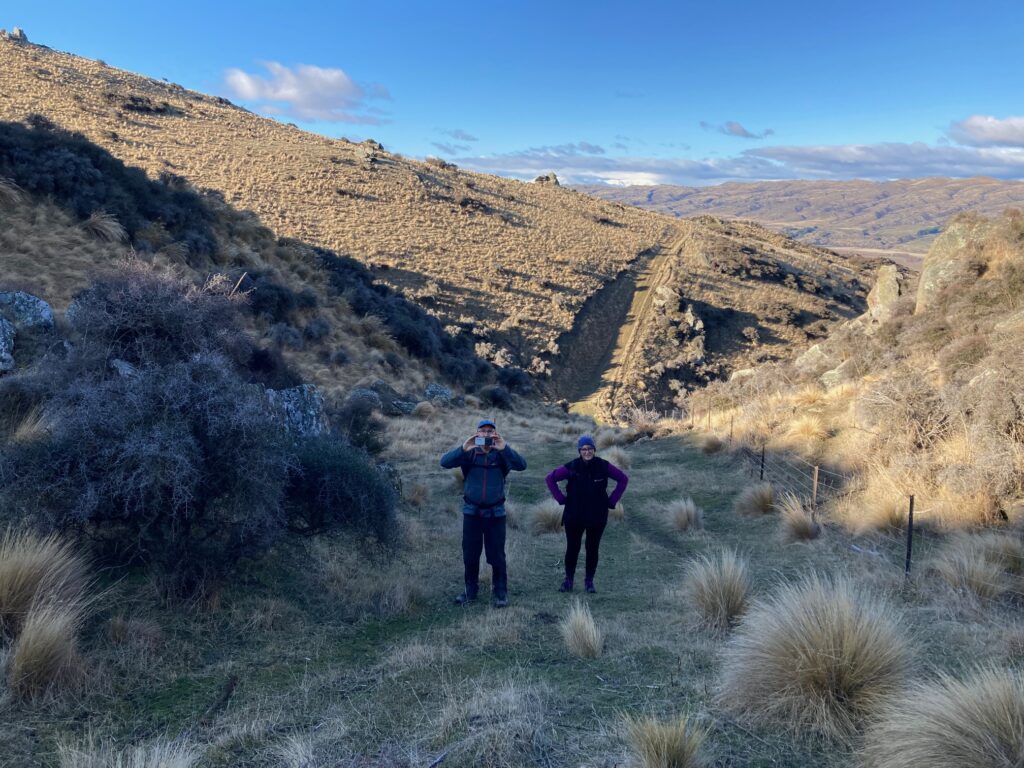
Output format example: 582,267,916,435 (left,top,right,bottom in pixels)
478,418,496,429
577,435,596,450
